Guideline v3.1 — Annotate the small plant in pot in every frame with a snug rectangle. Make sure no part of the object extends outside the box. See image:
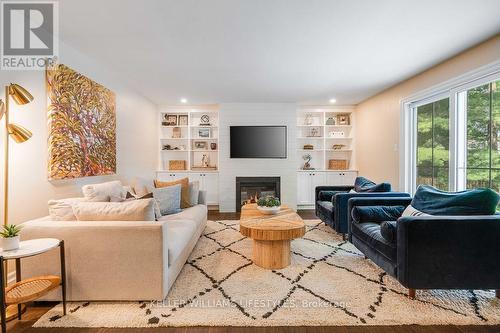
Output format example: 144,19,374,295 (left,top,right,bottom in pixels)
256,196,281,215
1,224,22,251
